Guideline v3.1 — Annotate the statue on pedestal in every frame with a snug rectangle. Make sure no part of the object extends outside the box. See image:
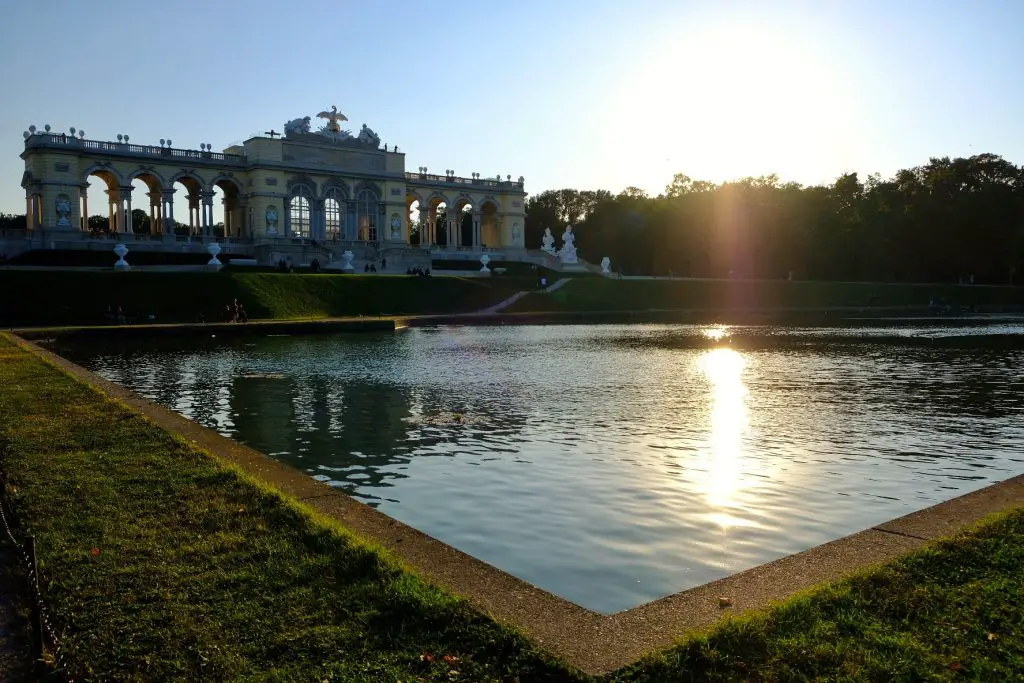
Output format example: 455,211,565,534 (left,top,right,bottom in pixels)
55,196,72,229
541,227,556,255
558,225,578,264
